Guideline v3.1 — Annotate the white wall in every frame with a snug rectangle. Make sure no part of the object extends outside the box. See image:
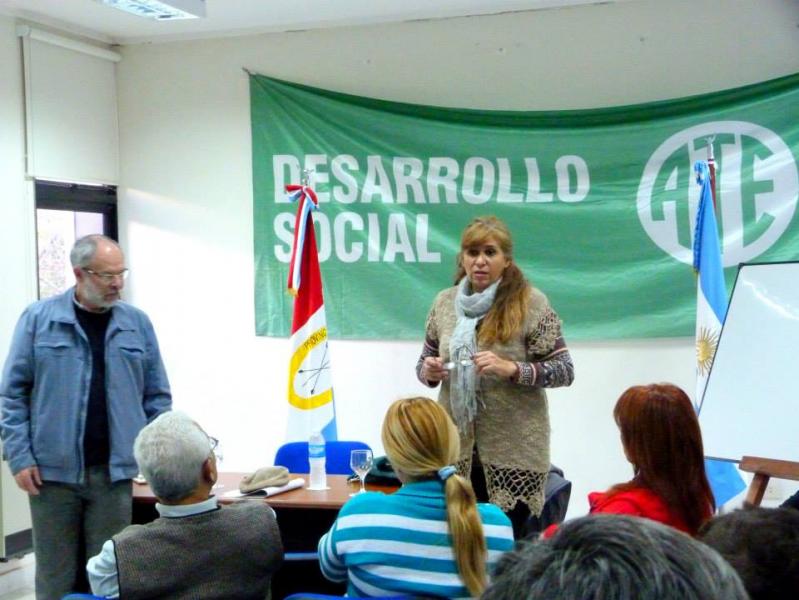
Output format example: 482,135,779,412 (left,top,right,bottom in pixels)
0,19,35,385
104,0,799,515
0,14,36,553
